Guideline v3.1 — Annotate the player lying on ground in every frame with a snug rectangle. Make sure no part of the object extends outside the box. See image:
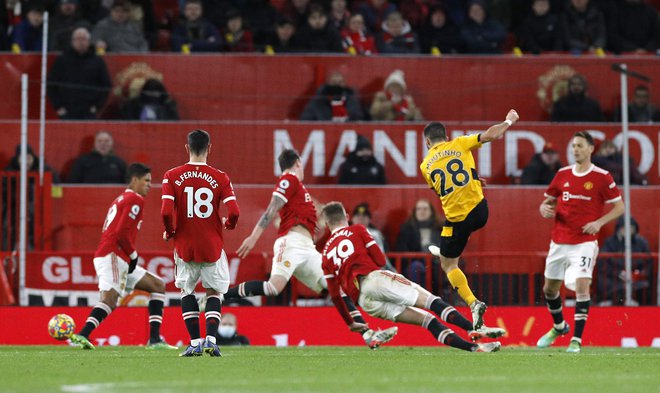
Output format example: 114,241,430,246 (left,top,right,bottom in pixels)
320,202,505,352
71,163,176,350
226,149,397,349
